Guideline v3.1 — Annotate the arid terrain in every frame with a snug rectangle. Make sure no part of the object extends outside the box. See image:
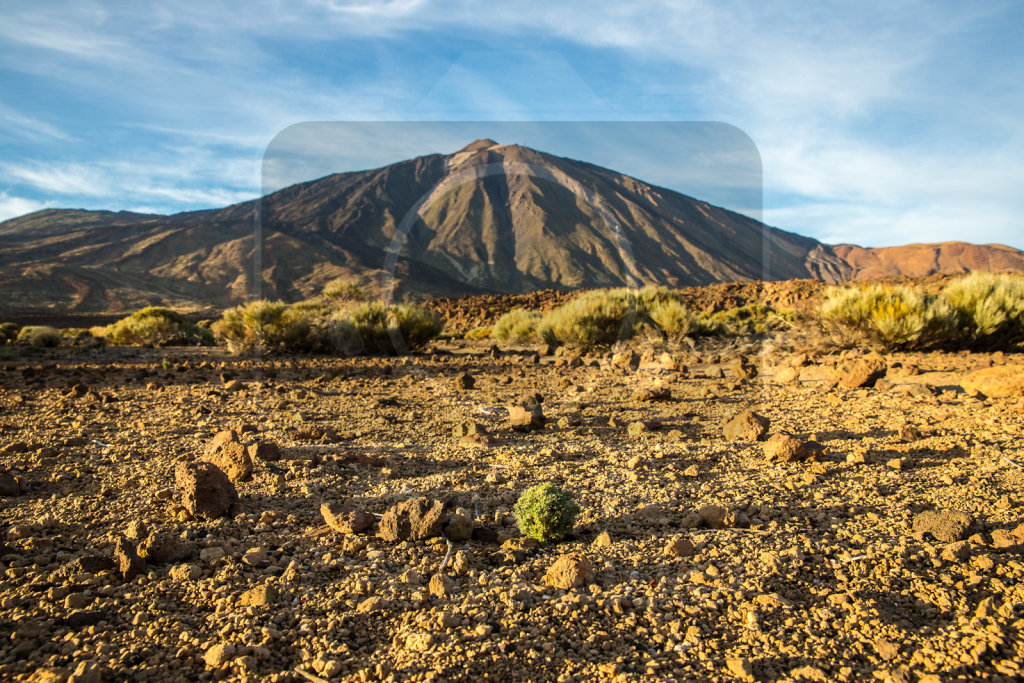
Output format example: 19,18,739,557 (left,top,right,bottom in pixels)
2,288,1024,683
